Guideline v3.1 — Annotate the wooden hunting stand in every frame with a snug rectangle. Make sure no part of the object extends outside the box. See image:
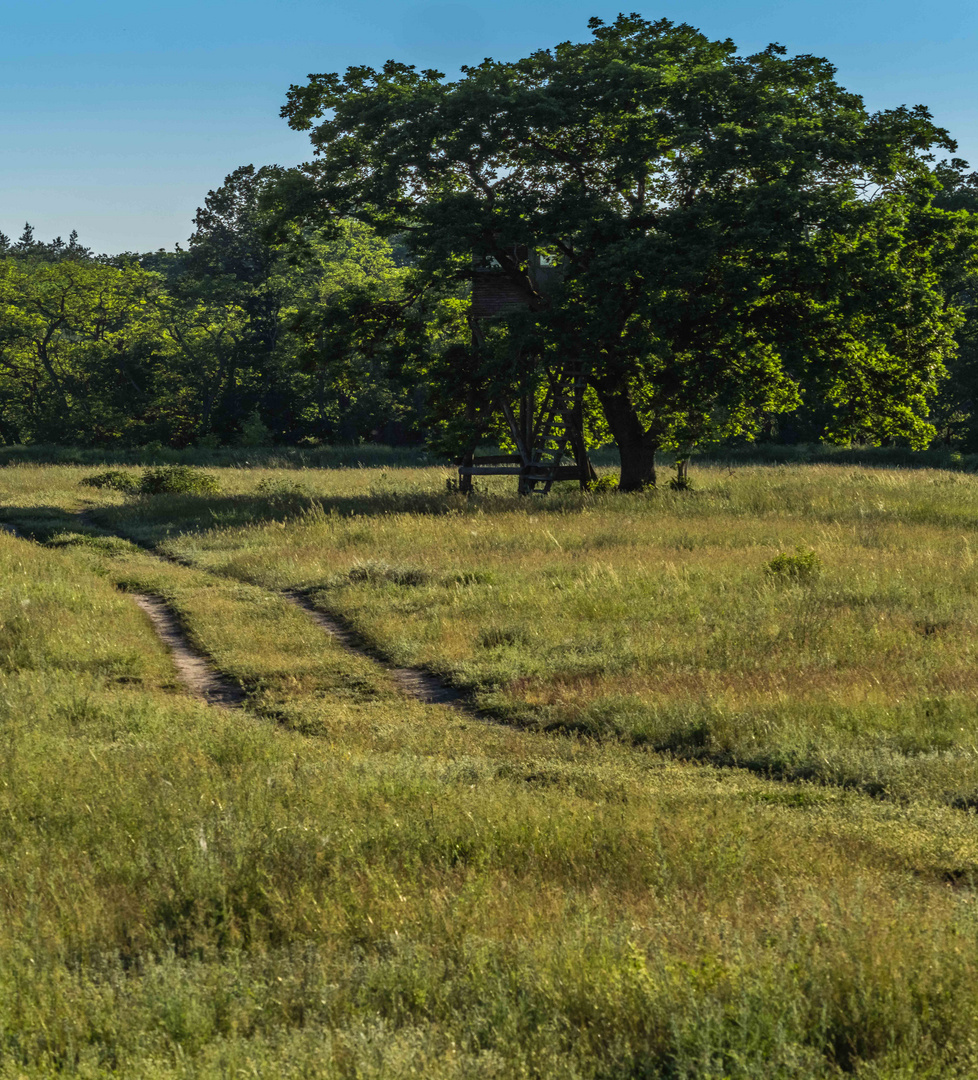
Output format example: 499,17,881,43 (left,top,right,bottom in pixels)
457,250,596,495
